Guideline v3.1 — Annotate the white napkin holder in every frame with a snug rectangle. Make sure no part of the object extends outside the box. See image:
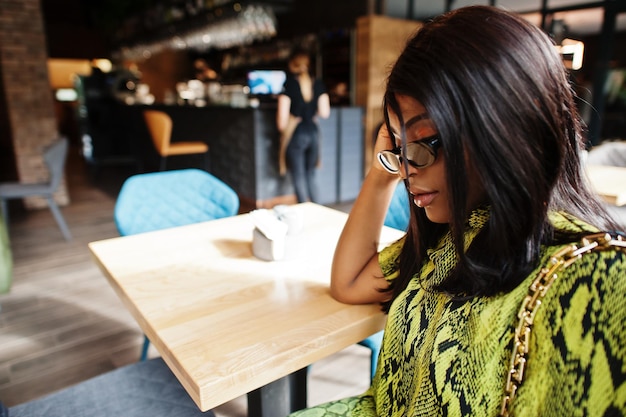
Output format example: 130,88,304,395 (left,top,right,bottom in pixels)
250,209,289,261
